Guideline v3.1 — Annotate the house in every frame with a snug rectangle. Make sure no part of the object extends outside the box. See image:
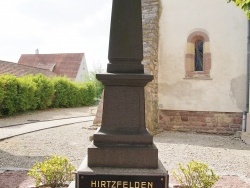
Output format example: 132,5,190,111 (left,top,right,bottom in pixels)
0,60,56,77
95,0,250,140
18,52,89,82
